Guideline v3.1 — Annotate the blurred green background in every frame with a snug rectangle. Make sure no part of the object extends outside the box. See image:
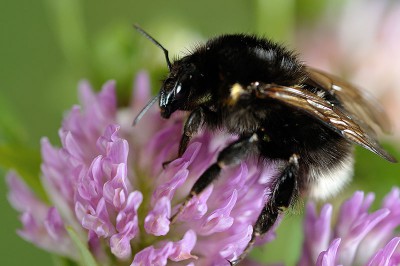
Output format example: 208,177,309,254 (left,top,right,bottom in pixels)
1,0,399,265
